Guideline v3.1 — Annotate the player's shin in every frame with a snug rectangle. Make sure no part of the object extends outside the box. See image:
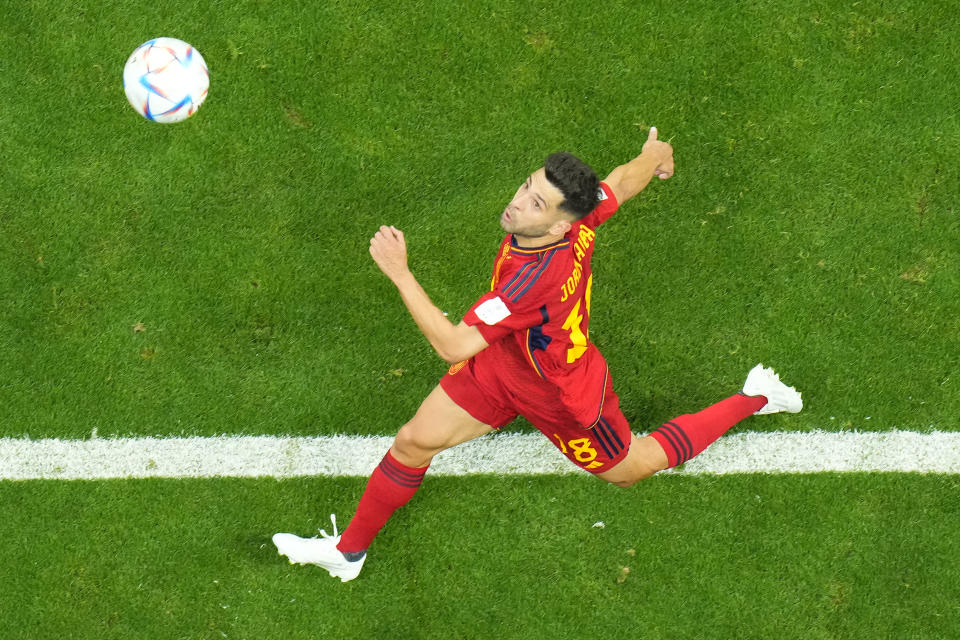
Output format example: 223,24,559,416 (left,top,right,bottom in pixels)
337,450,429,554
650,393,767,468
